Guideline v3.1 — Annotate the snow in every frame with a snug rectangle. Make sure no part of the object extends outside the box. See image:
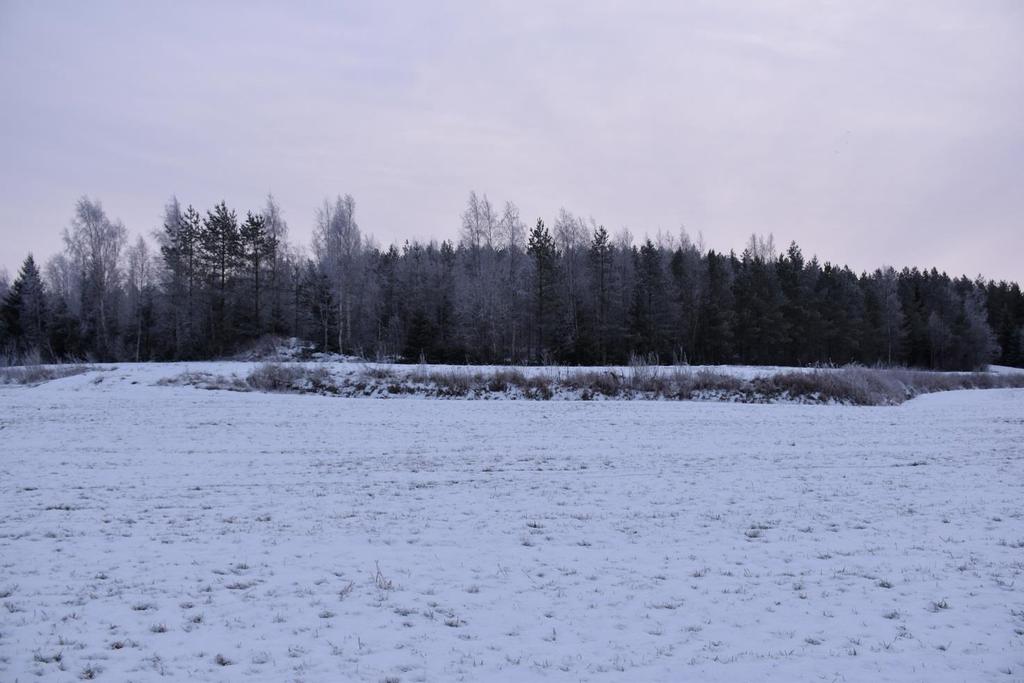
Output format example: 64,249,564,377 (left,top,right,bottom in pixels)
1,364,1022,681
